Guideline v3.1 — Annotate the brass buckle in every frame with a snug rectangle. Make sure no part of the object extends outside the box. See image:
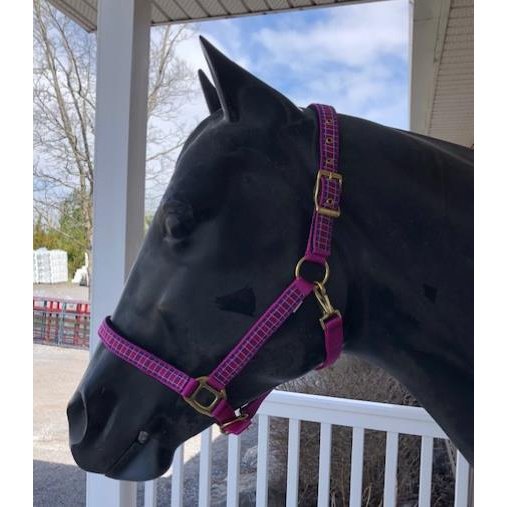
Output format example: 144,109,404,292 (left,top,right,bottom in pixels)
313,282,342,330
314,169,342,218
220,412,249,433
183,376,226,417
